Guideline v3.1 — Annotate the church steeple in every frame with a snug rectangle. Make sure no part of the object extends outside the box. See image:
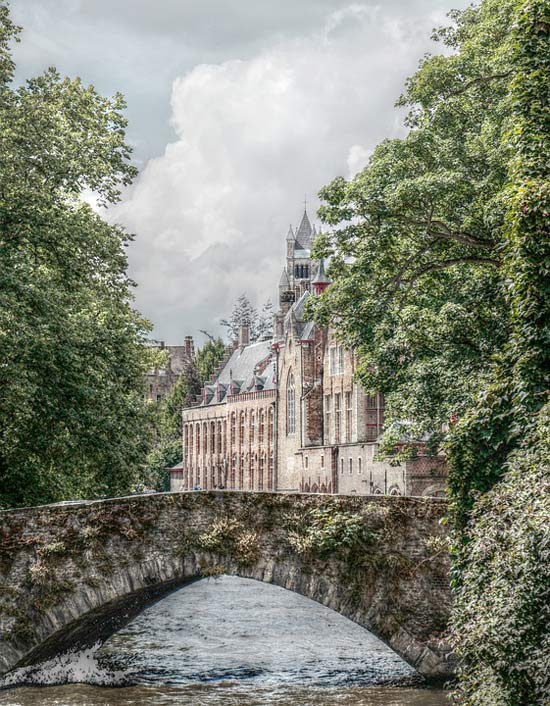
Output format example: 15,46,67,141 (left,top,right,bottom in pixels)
295,209,313,249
